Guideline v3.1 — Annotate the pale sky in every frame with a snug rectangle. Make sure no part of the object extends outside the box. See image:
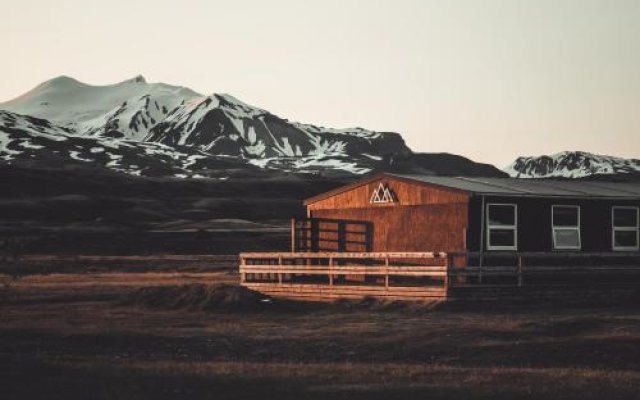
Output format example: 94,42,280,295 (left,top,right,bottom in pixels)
2,0,639,166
